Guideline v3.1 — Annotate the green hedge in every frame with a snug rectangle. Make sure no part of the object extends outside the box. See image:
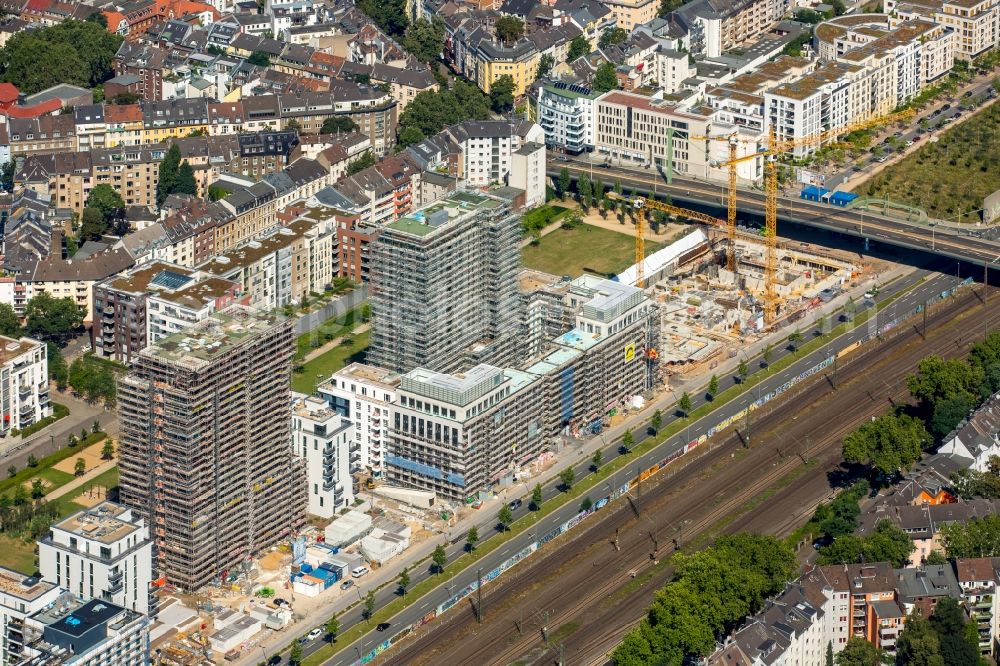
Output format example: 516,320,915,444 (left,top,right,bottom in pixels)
17,402,69,438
